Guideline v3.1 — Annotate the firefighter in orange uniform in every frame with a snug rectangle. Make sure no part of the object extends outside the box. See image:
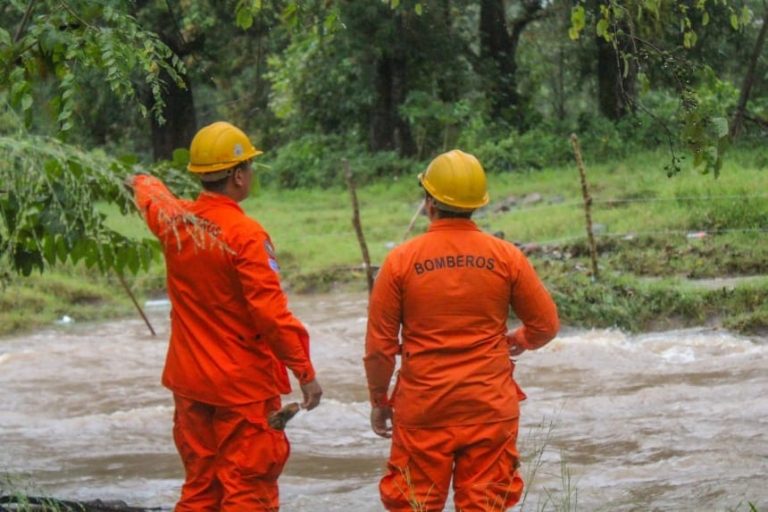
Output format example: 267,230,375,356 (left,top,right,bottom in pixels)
129,121,322,511
364,149,559,511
